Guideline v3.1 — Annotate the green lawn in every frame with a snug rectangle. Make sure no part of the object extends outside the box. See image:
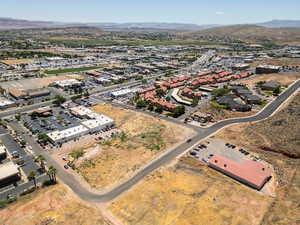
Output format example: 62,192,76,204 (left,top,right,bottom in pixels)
44,66,102,74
